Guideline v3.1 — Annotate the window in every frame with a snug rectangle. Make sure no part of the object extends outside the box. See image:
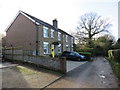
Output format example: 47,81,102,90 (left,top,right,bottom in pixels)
58,32,61,41
66,44,68,48
43,26,48,38
58,44,61,53
51,29,54,38
71,37,74,47
43,42,49,54
70,52,75,55
66,35,68,42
